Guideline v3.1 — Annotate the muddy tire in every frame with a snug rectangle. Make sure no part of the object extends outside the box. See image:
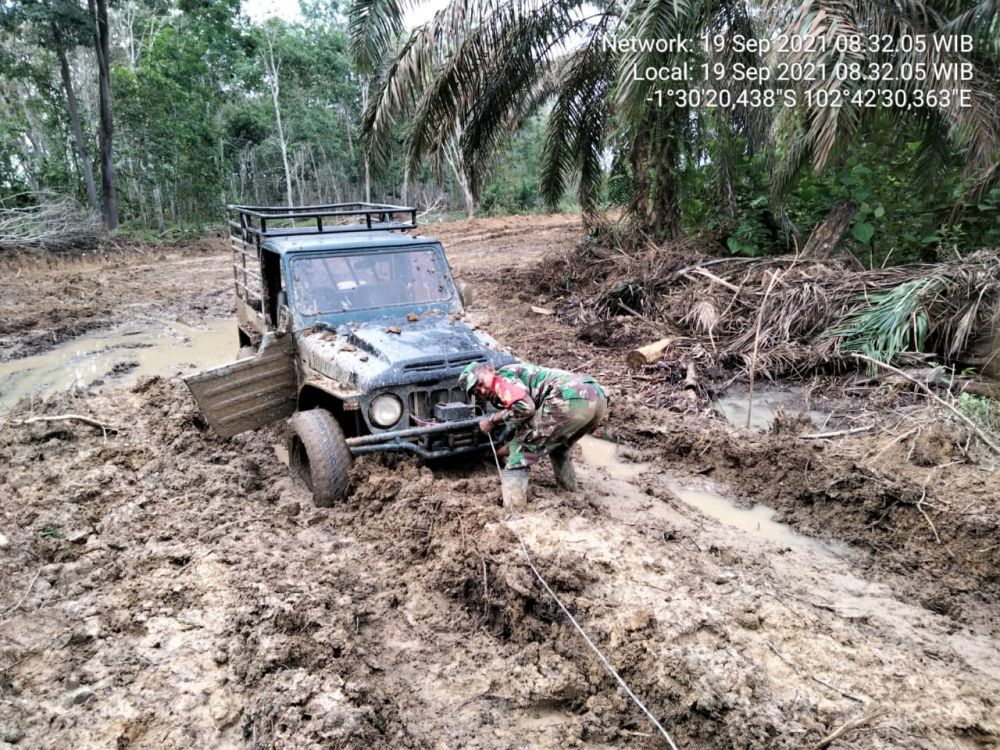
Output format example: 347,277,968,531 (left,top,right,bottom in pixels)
238,345,256,359
288,409,352,507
